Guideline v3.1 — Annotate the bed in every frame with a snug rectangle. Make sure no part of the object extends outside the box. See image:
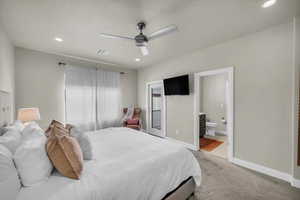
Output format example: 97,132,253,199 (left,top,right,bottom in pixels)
17,127,201,200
